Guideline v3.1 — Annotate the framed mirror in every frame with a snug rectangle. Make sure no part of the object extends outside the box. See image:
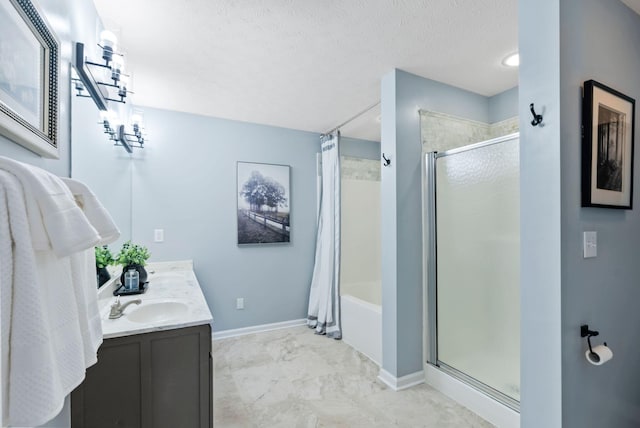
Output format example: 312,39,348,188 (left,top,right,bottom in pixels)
0,0,59,158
